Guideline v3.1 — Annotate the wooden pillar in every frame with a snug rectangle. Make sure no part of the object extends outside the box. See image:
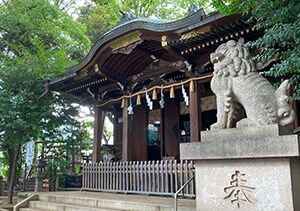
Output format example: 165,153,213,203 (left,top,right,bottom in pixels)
93,104,104,163
130,108,148,161
122,99,129,161
164,99,180,158
189,81,201,142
